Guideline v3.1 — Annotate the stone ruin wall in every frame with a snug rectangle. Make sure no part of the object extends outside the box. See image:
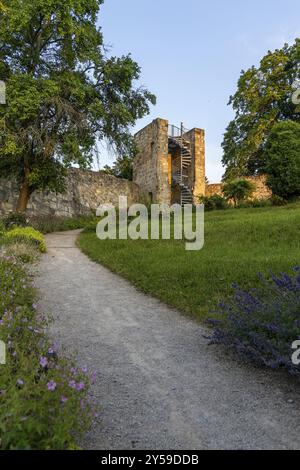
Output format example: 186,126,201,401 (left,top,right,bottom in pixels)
205,175,272,200
133,118,170,204
0,168,140,217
